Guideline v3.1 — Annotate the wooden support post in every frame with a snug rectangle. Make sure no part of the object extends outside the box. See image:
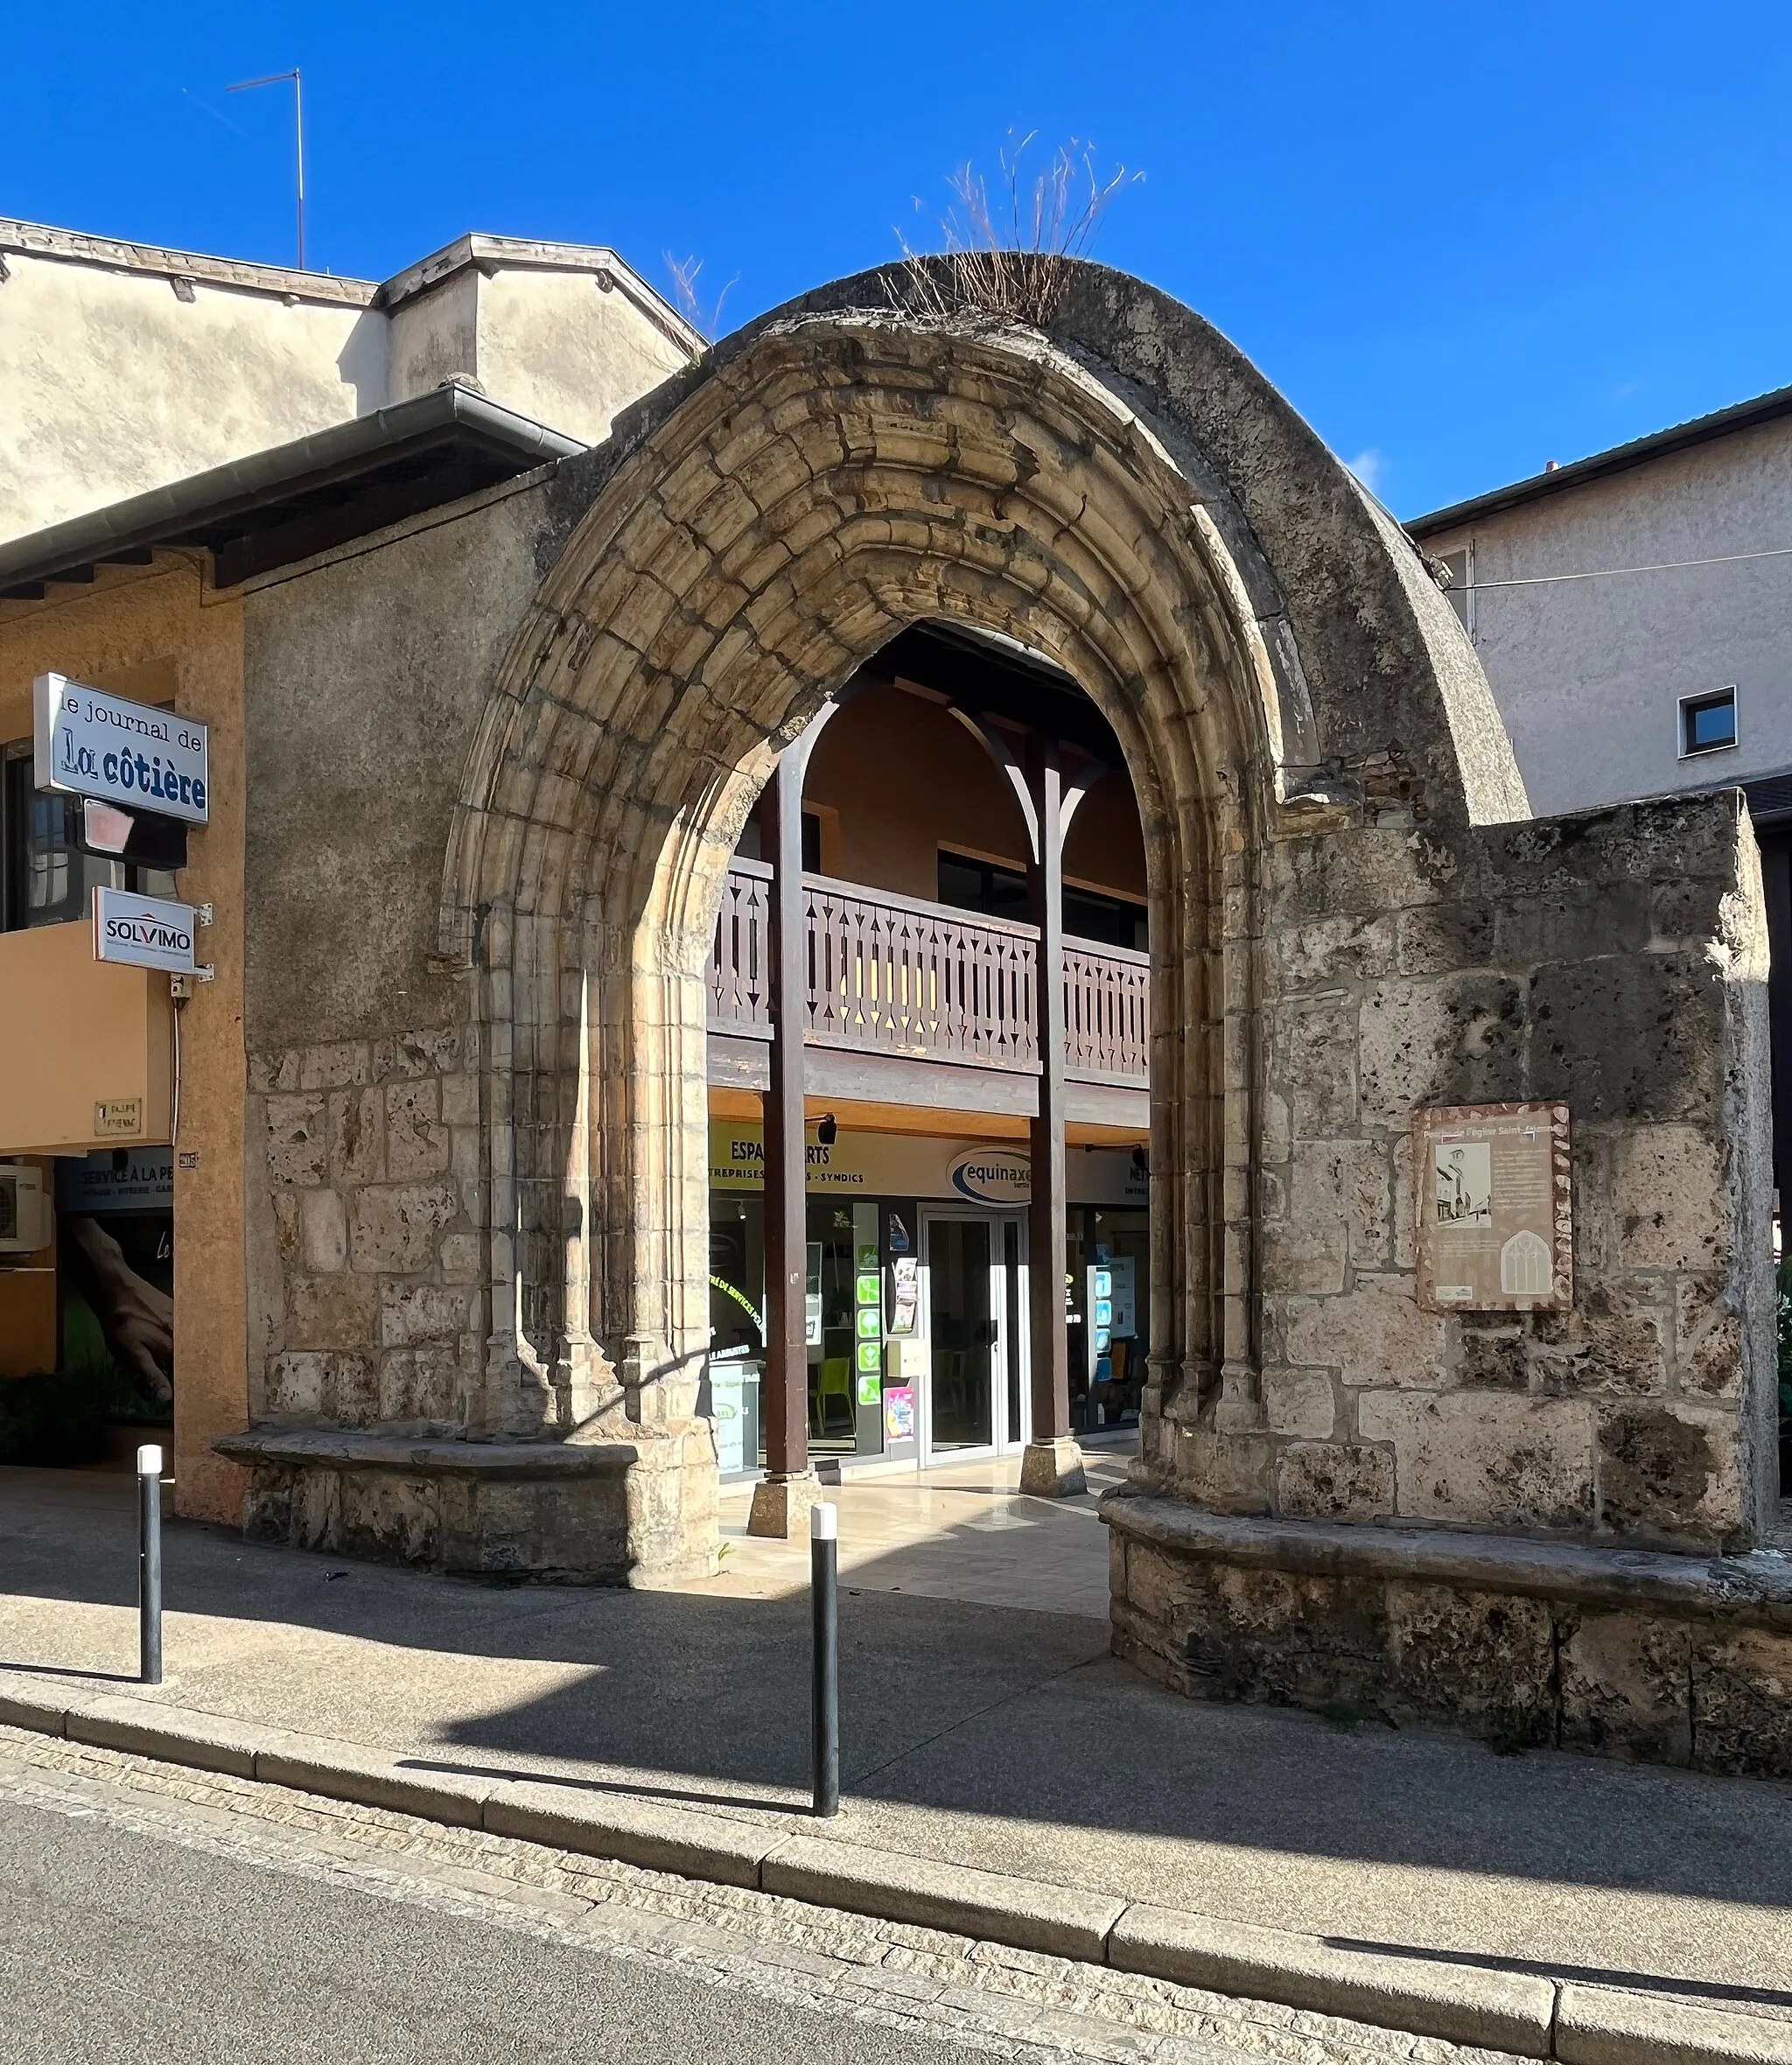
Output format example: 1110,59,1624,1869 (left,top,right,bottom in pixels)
1019,737,1087,1499
750,736,823,1537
